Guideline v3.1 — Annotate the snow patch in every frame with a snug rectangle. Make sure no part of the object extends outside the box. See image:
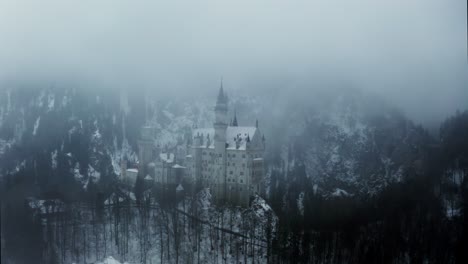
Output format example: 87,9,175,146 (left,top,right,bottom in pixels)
330,188,351,197
196,188,212,210
297,191,305,216
95,256,129,264
47,93,55,111
61,95,69,107
88,165,101,182
92,129,102,141
251,195,274,219
51,150,58,169
73,163,83,180
33,116,40,136
110,137,138,177
313,184,318,195
176,184,184,191
10,160,26,174
27,198,66,216
0,139,12,156
446,208,461,219
68,126,77,142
